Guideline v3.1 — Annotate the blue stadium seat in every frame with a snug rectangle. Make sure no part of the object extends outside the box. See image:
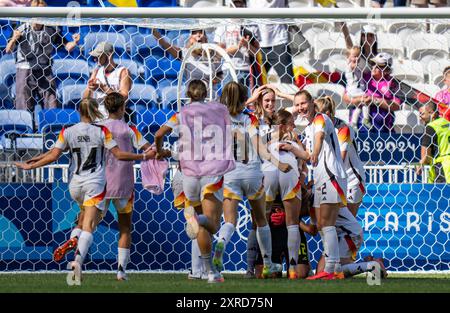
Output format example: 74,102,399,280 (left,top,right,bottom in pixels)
59,84,86,108
0,109,33,138
128,83,159,110
53,59,90,88
0,57,16,109
144,56,181,86
160,85,186,110
115,58,143,82
139,0,178,6
37,108,80,133
130,34,165,61
84,32,129,61
0,20,13,58
135,106,175,143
